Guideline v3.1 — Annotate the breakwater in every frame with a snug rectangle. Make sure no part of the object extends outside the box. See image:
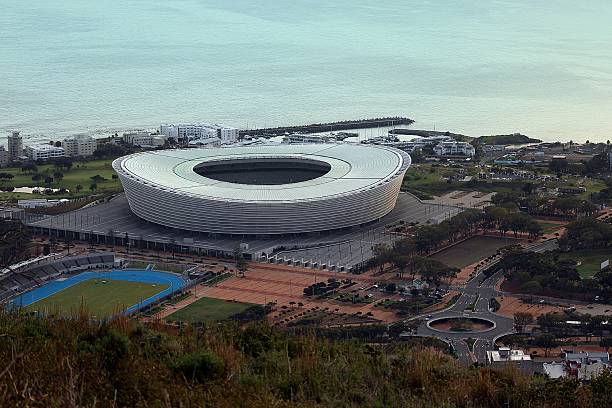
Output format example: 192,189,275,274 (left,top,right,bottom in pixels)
240,117,414,137
391,129,466,138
